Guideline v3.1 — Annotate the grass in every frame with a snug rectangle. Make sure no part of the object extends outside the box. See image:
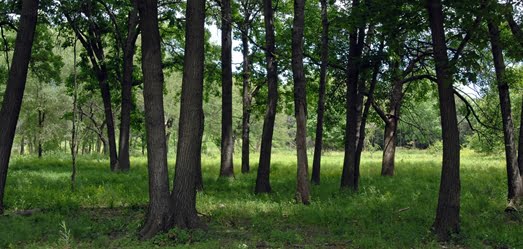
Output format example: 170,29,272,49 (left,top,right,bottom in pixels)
0,149,522,248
